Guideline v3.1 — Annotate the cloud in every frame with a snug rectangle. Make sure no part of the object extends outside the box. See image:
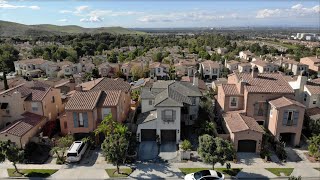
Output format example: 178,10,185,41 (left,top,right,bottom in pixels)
60,5,89,15
75,5,89,13
0,0,40,10
58,19,68,22
80,16,103,22
137,11,232,23
256,4,319,18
